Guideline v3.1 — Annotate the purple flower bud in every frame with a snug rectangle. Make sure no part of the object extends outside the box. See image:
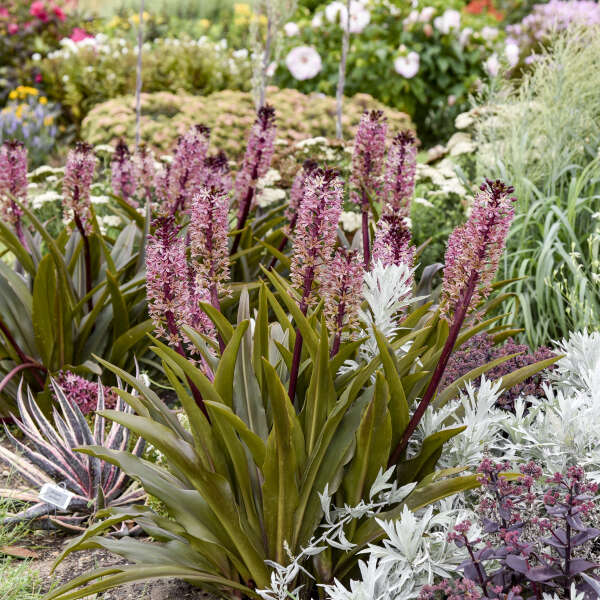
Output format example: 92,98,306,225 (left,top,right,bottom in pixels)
63,142,96,234
373,214,415,269
111,139,138,207
202,150,232,195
